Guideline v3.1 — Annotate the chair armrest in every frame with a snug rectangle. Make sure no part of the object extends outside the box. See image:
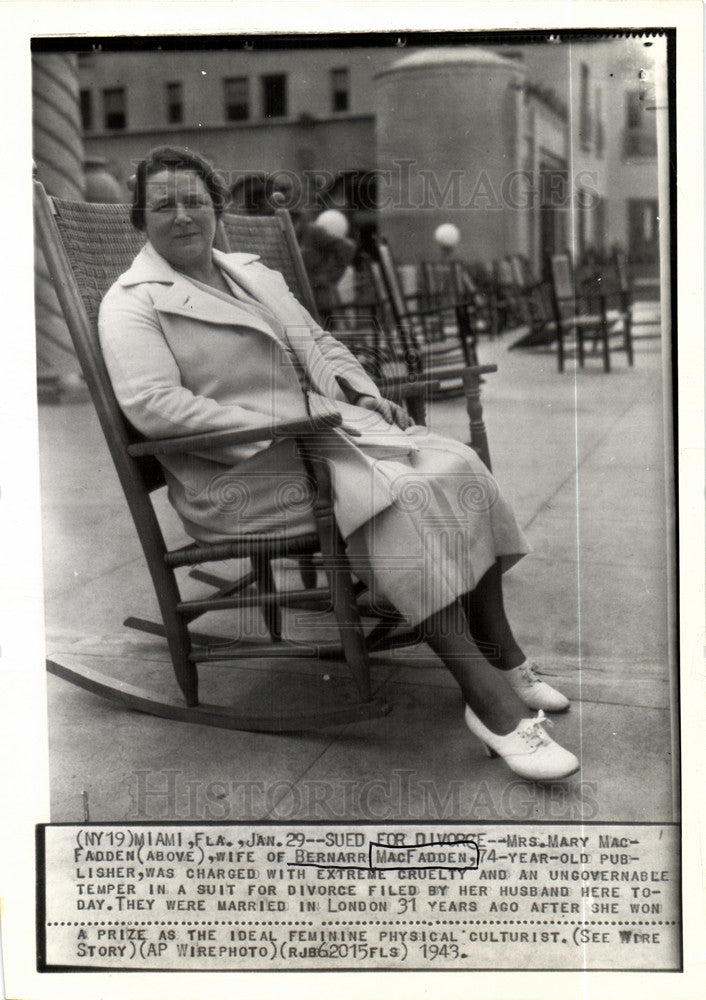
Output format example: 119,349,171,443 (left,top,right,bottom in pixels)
396,301,470,322
126,414,342,457
337,296,380,309
384,377,442,399
428,364,497,383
